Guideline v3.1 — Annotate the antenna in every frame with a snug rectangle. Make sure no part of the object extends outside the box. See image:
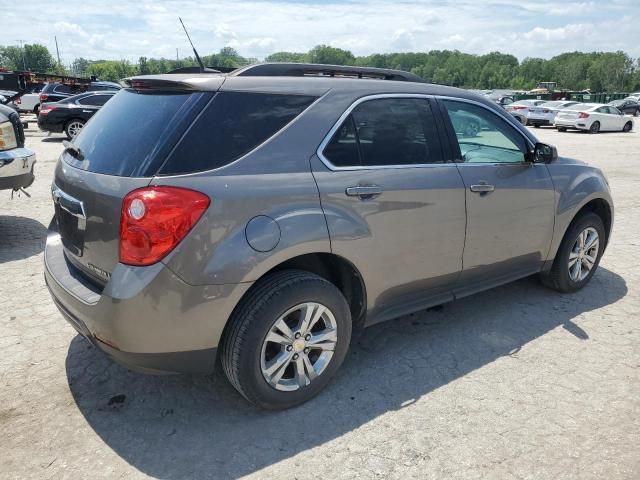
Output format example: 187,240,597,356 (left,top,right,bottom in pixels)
179,17,205,72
